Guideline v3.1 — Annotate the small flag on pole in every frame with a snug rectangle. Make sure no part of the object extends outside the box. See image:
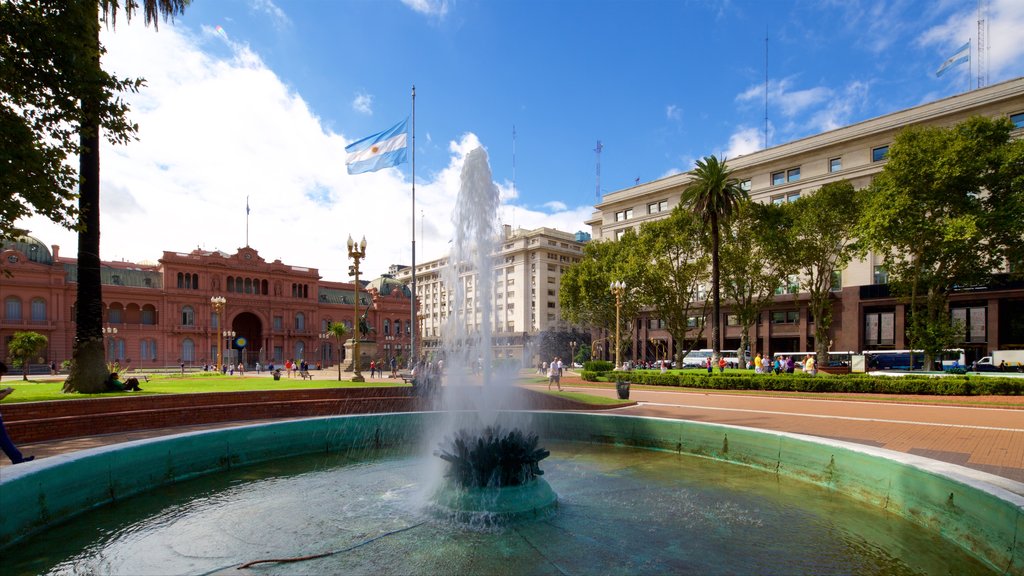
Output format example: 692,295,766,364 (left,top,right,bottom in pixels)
246,196,250,215
345,118,409,174
936,41,970,77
